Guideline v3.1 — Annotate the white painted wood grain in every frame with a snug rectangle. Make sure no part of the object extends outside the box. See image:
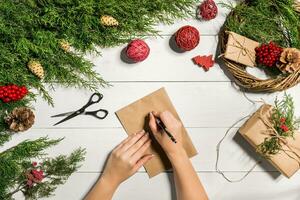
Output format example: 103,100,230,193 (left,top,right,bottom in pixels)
38,172,300,200
88,36,229,82
33,83,300,128
7,0,300,199
0,128,279,173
